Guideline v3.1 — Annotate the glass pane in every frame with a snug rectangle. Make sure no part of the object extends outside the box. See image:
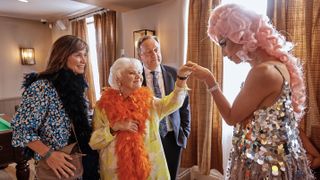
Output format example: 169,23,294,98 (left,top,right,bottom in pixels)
86,18,101,100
